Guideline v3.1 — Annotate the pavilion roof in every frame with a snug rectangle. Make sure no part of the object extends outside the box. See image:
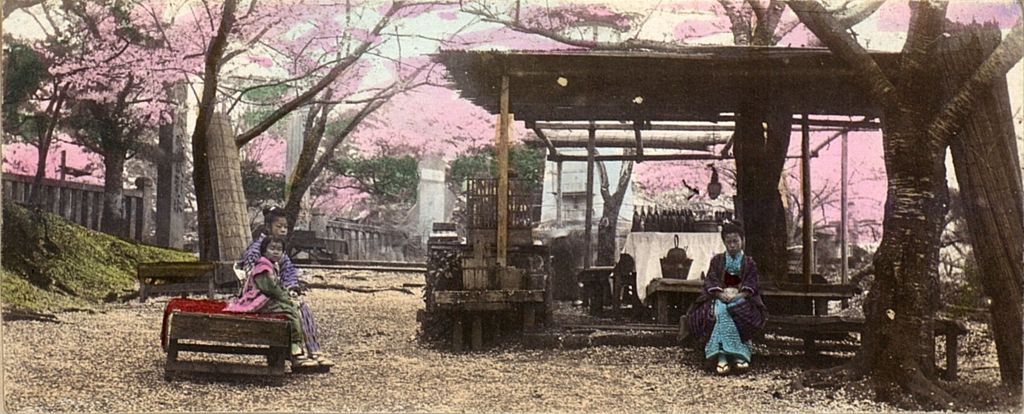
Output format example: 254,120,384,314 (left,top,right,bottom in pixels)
433,47,900,124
